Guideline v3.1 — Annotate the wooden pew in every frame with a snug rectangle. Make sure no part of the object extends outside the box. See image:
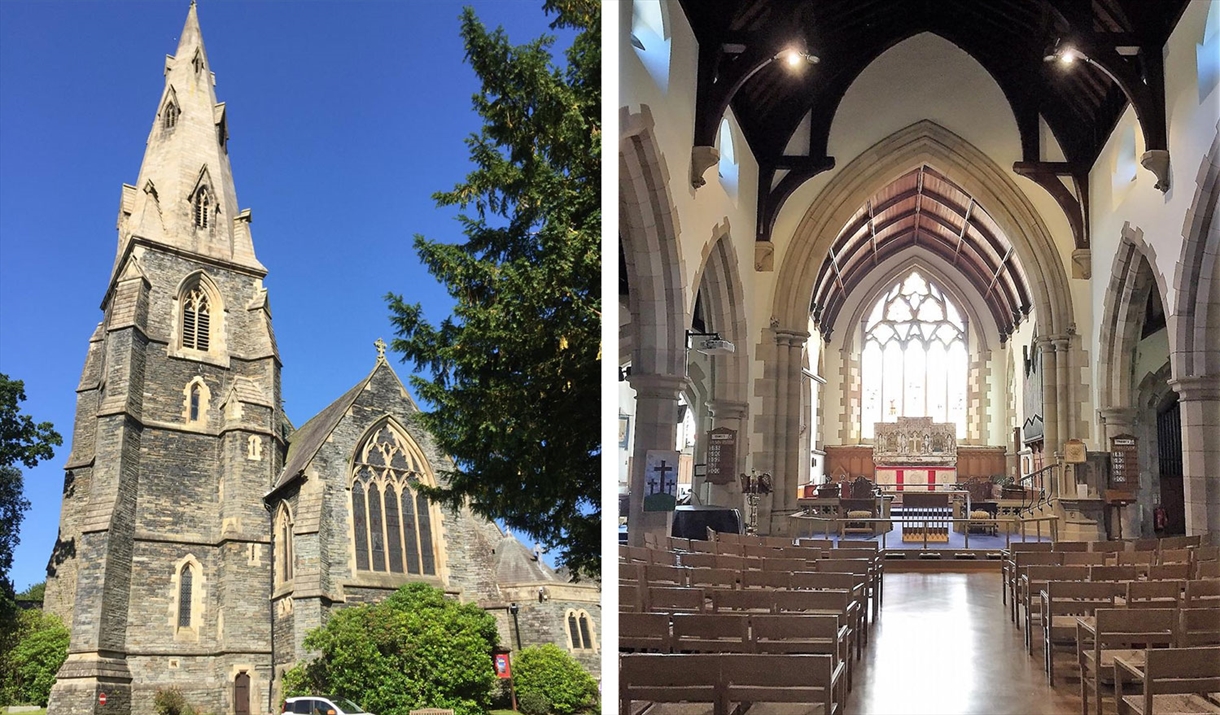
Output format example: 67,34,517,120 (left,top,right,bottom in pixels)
671,613,750,653
1126,580,1185,608
1041,580,1121,685
1009,551,1065,620
619,653,722,715
646,586,706,613
1113,646,1220,715
1186,579,1220,608
750,613,852,691
620,612,671,652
